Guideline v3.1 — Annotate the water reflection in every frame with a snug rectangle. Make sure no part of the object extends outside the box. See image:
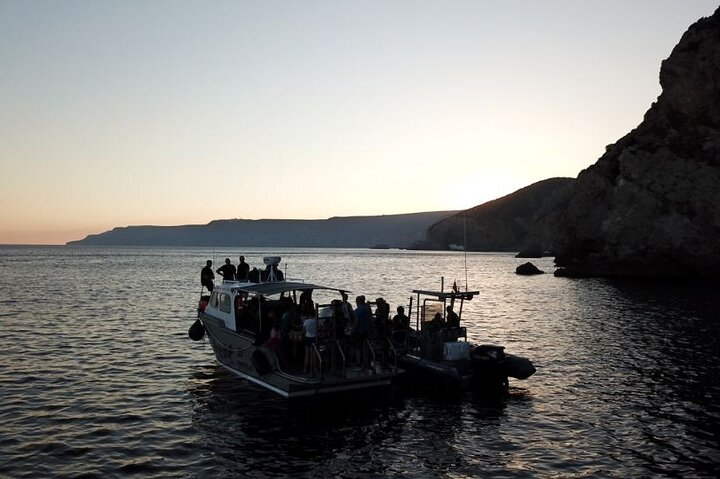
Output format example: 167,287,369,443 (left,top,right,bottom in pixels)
185,364,530,477
604,280,720,476
186,365,410,476
3,247,720,478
